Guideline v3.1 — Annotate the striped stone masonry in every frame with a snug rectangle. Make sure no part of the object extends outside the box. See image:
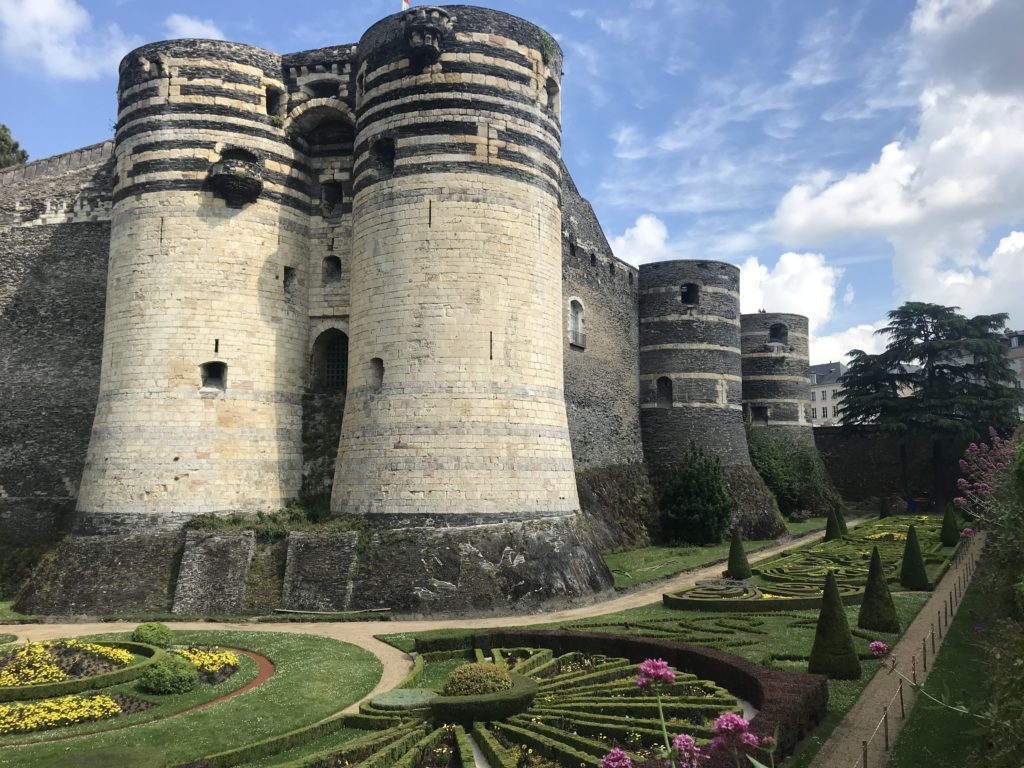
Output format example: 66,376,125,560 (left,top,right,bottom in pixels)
741,312,814,439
